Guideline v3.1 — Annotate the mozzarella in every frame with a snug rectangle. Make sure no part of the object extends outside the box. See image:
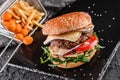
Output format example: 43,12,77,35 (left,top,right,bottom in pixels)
44,31,82,44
